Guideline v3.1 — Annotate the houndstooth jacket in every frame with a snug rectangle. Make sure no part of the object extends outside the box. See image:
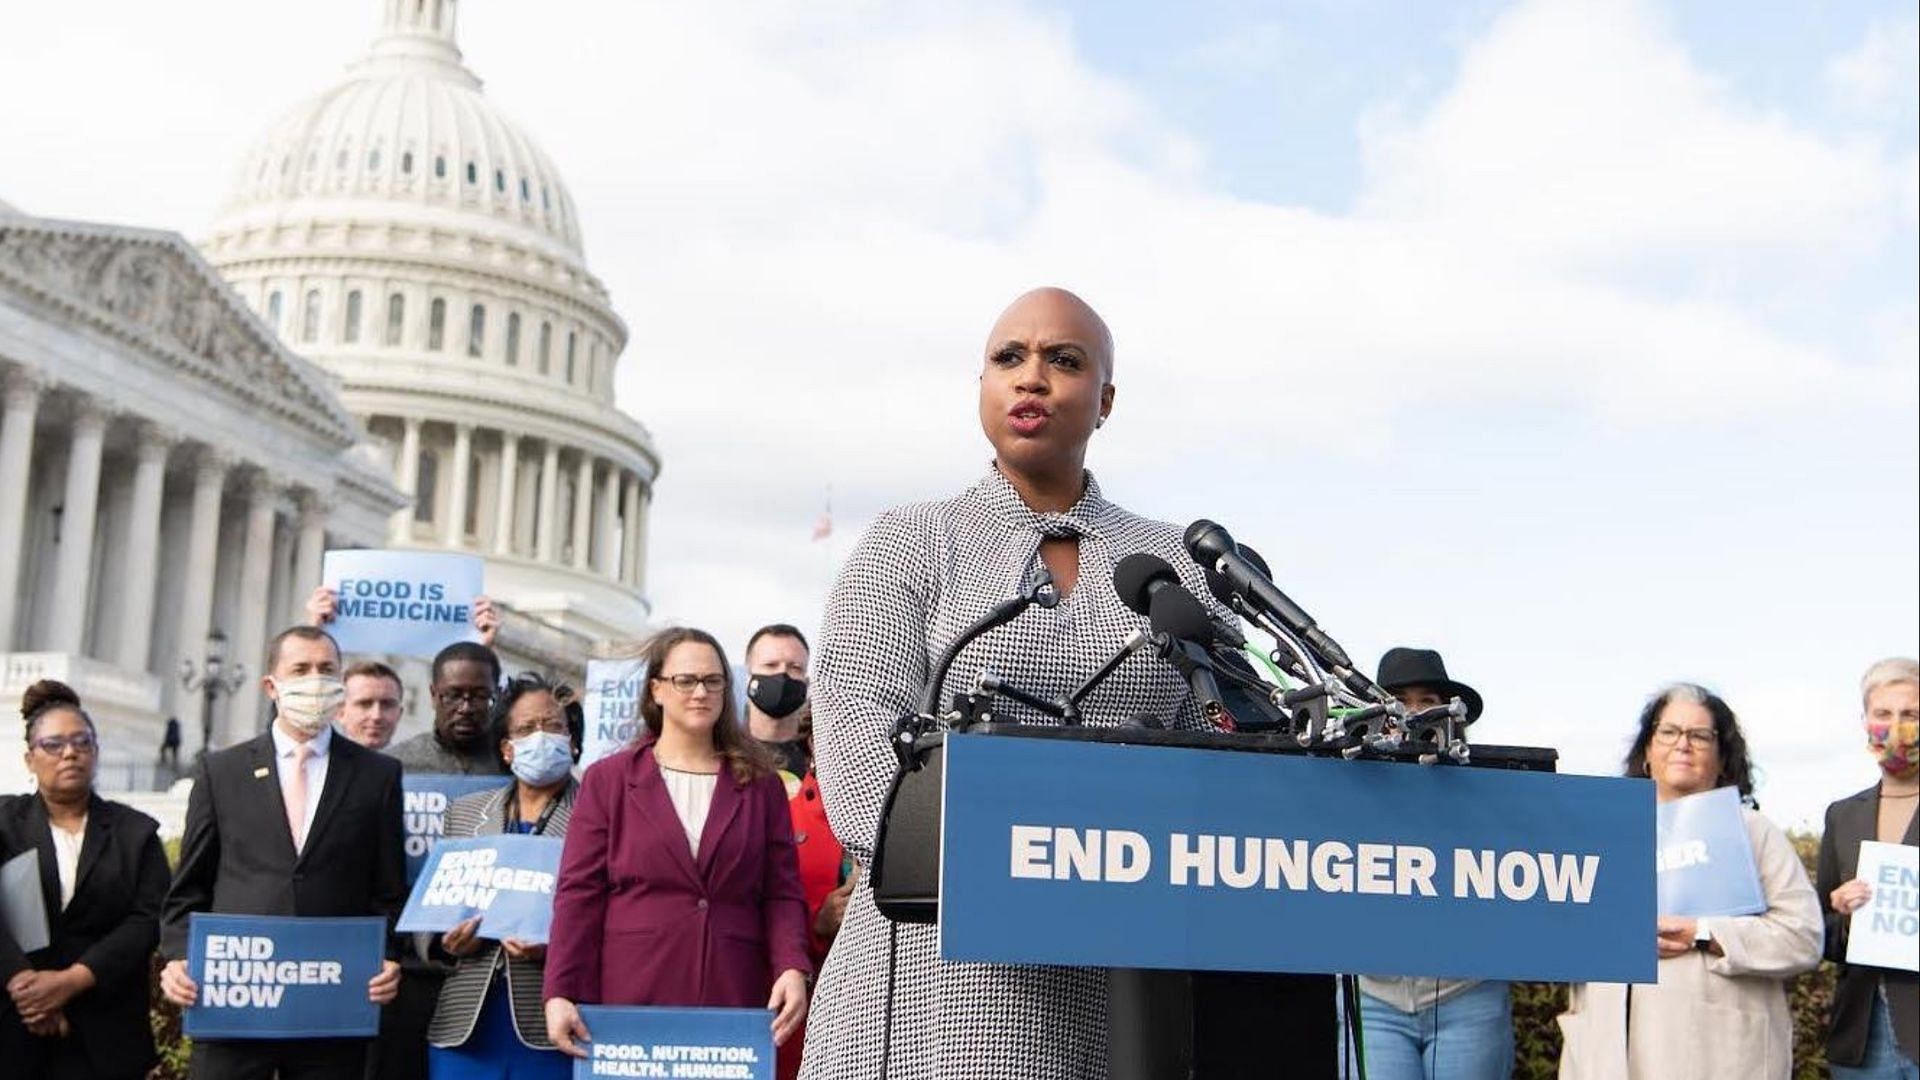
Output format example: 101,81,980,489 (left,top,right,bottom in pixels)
802,467,1219,1080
